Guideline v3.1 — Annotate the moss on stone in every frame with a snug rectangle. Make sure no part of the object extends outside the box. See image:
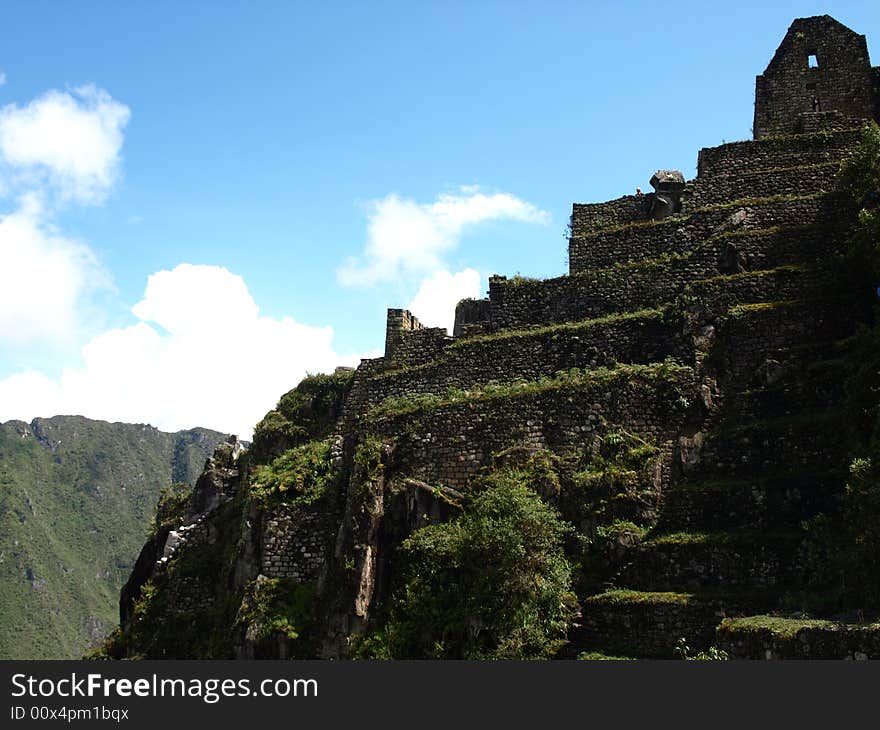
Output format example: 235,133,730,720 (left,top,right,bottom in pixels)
718,615,841,638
